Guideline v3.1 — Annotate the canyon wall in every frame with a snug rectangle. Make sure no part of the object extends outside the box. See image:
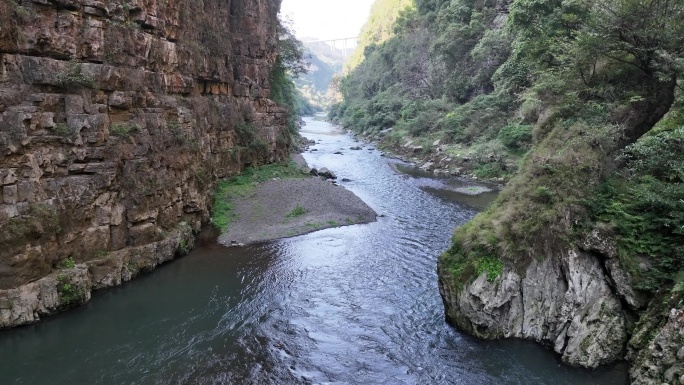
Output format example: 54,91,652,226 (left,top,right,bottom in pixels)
0,0,289,328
